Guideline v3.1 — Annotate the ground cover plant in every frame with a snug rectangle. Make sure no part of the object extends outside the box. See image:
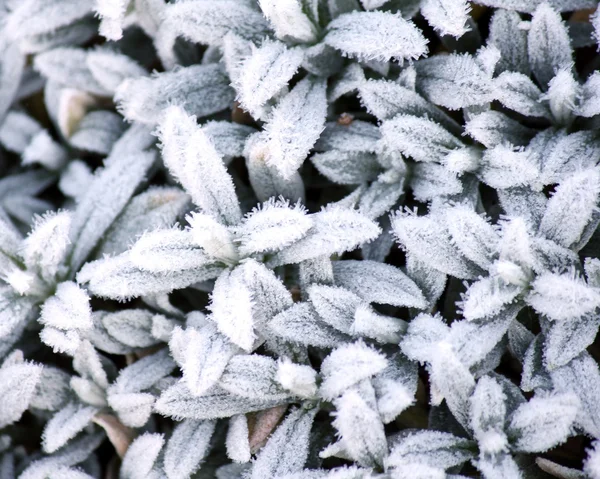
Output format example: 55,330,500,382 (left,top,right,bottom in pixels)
3,0,600,477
